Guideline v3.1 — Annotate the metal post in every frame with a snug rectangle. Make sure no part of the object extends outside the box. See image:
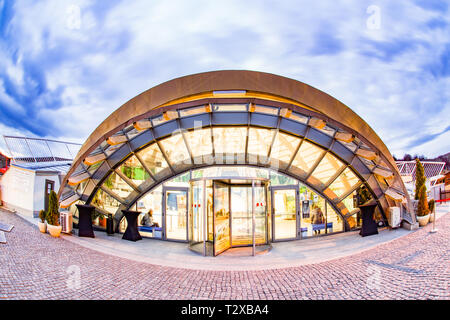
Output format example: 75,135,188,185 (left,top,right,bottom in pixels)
430,204,437,233
252,180,256,256
203,179,207,256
